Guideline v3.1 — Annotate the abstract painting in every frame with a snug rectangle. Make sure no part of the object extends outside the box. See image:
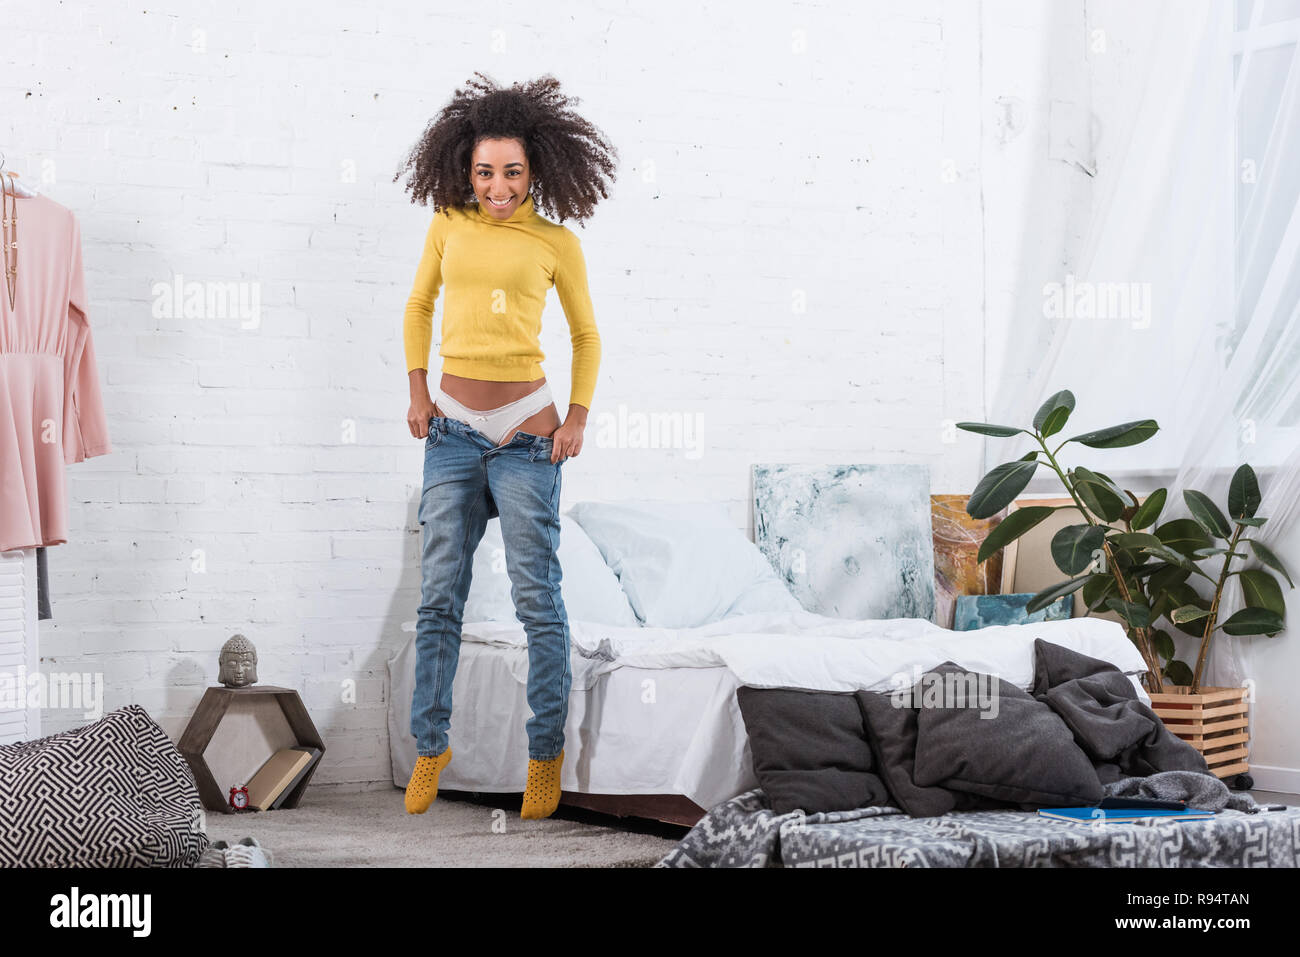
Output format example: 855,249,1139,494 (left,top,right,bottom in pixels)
753,464,934,621
931,493,1005,629
953,592,1074,631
